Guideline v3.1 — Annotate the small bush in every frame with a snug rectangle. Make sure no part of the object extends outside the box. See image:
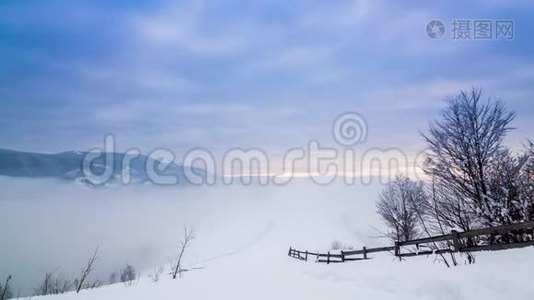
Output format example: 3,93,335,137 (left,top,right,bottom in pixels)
149,266,164,283
331,240,342,250
120,264,137,287
108,272,118,285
